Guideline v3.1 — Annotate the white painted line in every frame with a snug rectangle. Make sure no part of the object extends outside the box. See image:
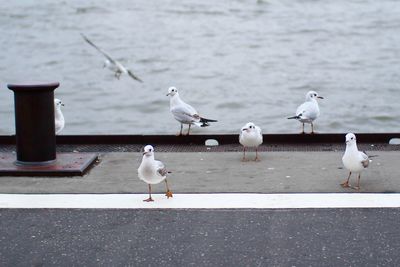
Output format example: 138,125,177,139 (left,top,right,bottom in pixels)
0,193,400,209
